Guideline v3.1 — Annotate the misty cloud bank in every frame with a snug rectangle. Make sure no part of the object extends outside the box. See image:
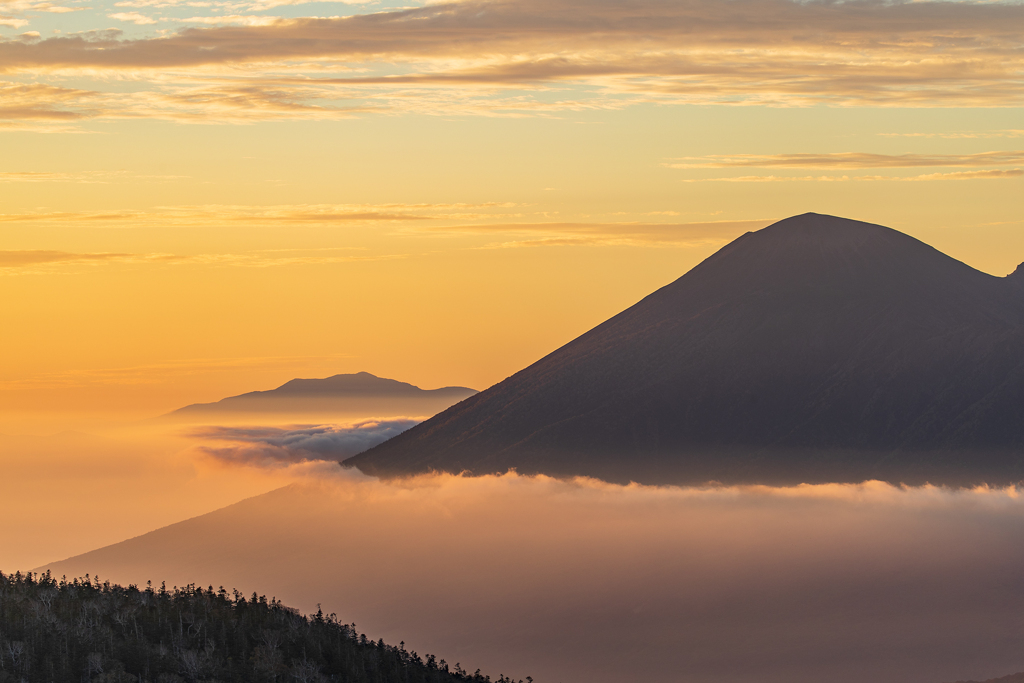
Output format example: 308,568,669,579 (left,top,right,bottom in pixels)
191,419,419,465
45,474,1024,683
